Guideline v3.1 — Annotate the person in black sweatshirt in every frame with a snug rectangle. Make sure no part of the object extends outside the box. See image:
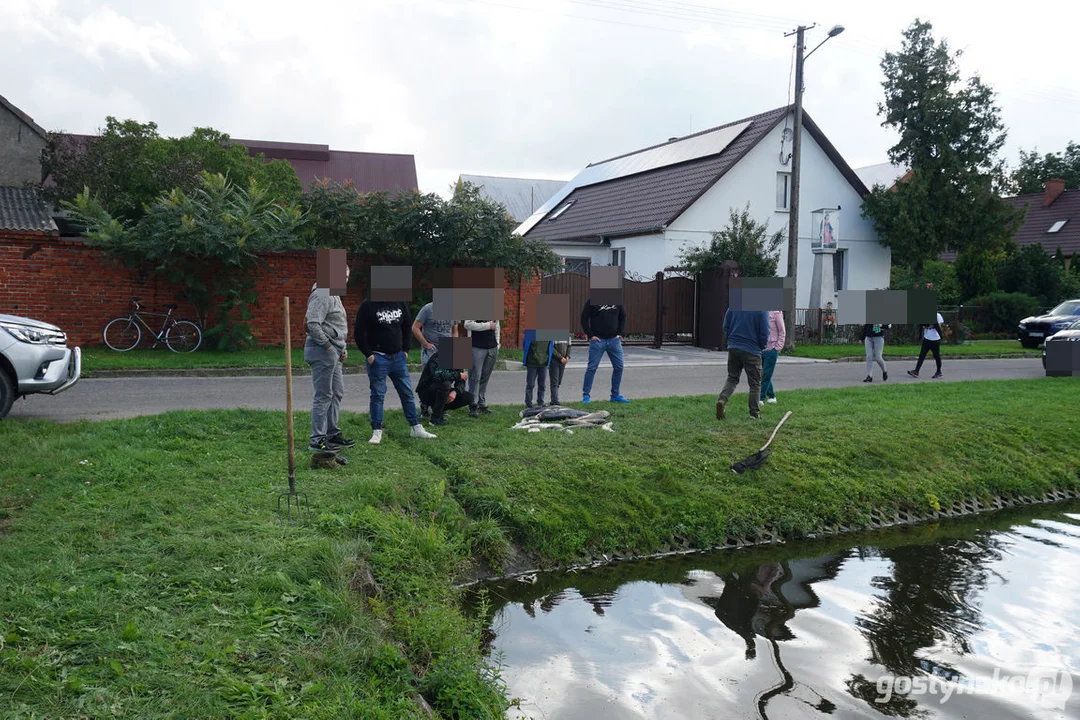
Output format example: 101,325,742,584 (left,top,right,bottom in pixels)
580,298,629,403
415,349,472,426
355,299,437,444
